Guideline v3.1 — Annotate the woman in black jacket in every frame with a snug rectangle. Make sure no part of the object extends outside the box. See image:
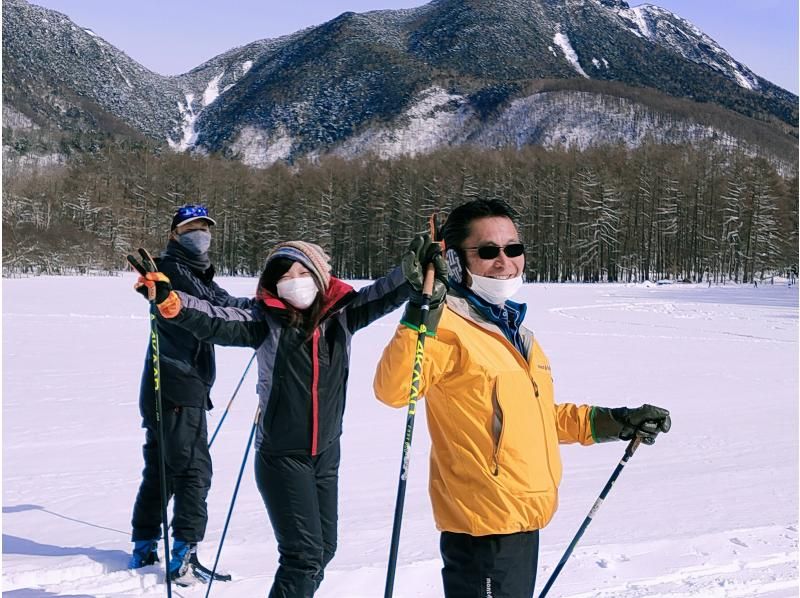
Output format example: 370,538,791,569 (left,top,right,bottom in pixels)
136,238,431,597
